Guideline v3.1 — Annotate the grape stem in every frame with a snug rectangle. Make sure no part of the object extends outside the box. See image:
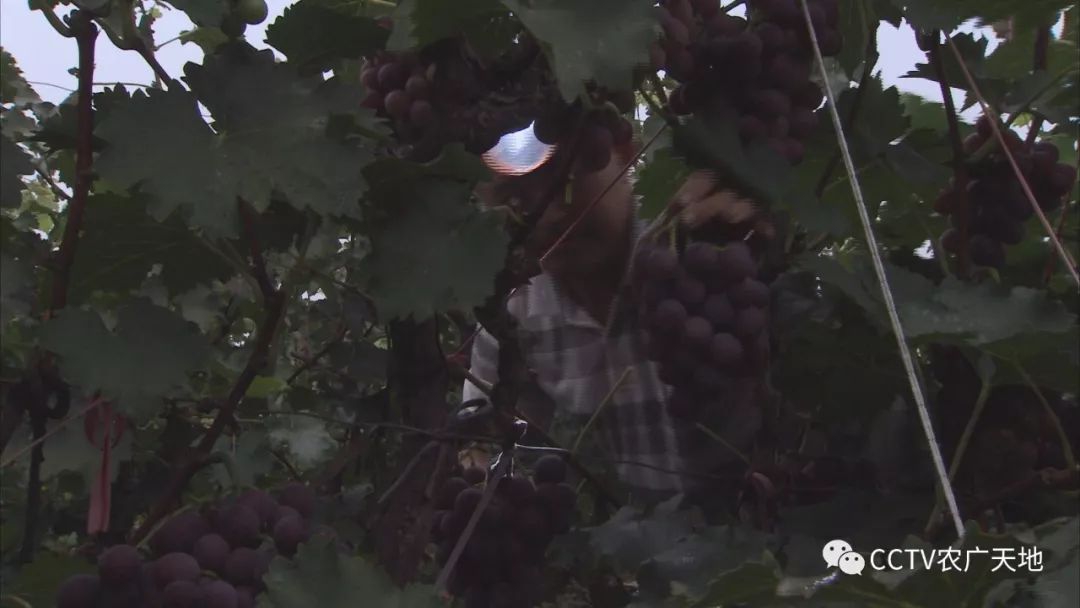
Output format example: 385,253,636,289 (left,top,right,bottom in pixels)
925,34,972,277
1013,360,1076,471
434,454,510,592
922,369,993,536
693,422,750,466
944,37,1080,286
571,367,633,455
